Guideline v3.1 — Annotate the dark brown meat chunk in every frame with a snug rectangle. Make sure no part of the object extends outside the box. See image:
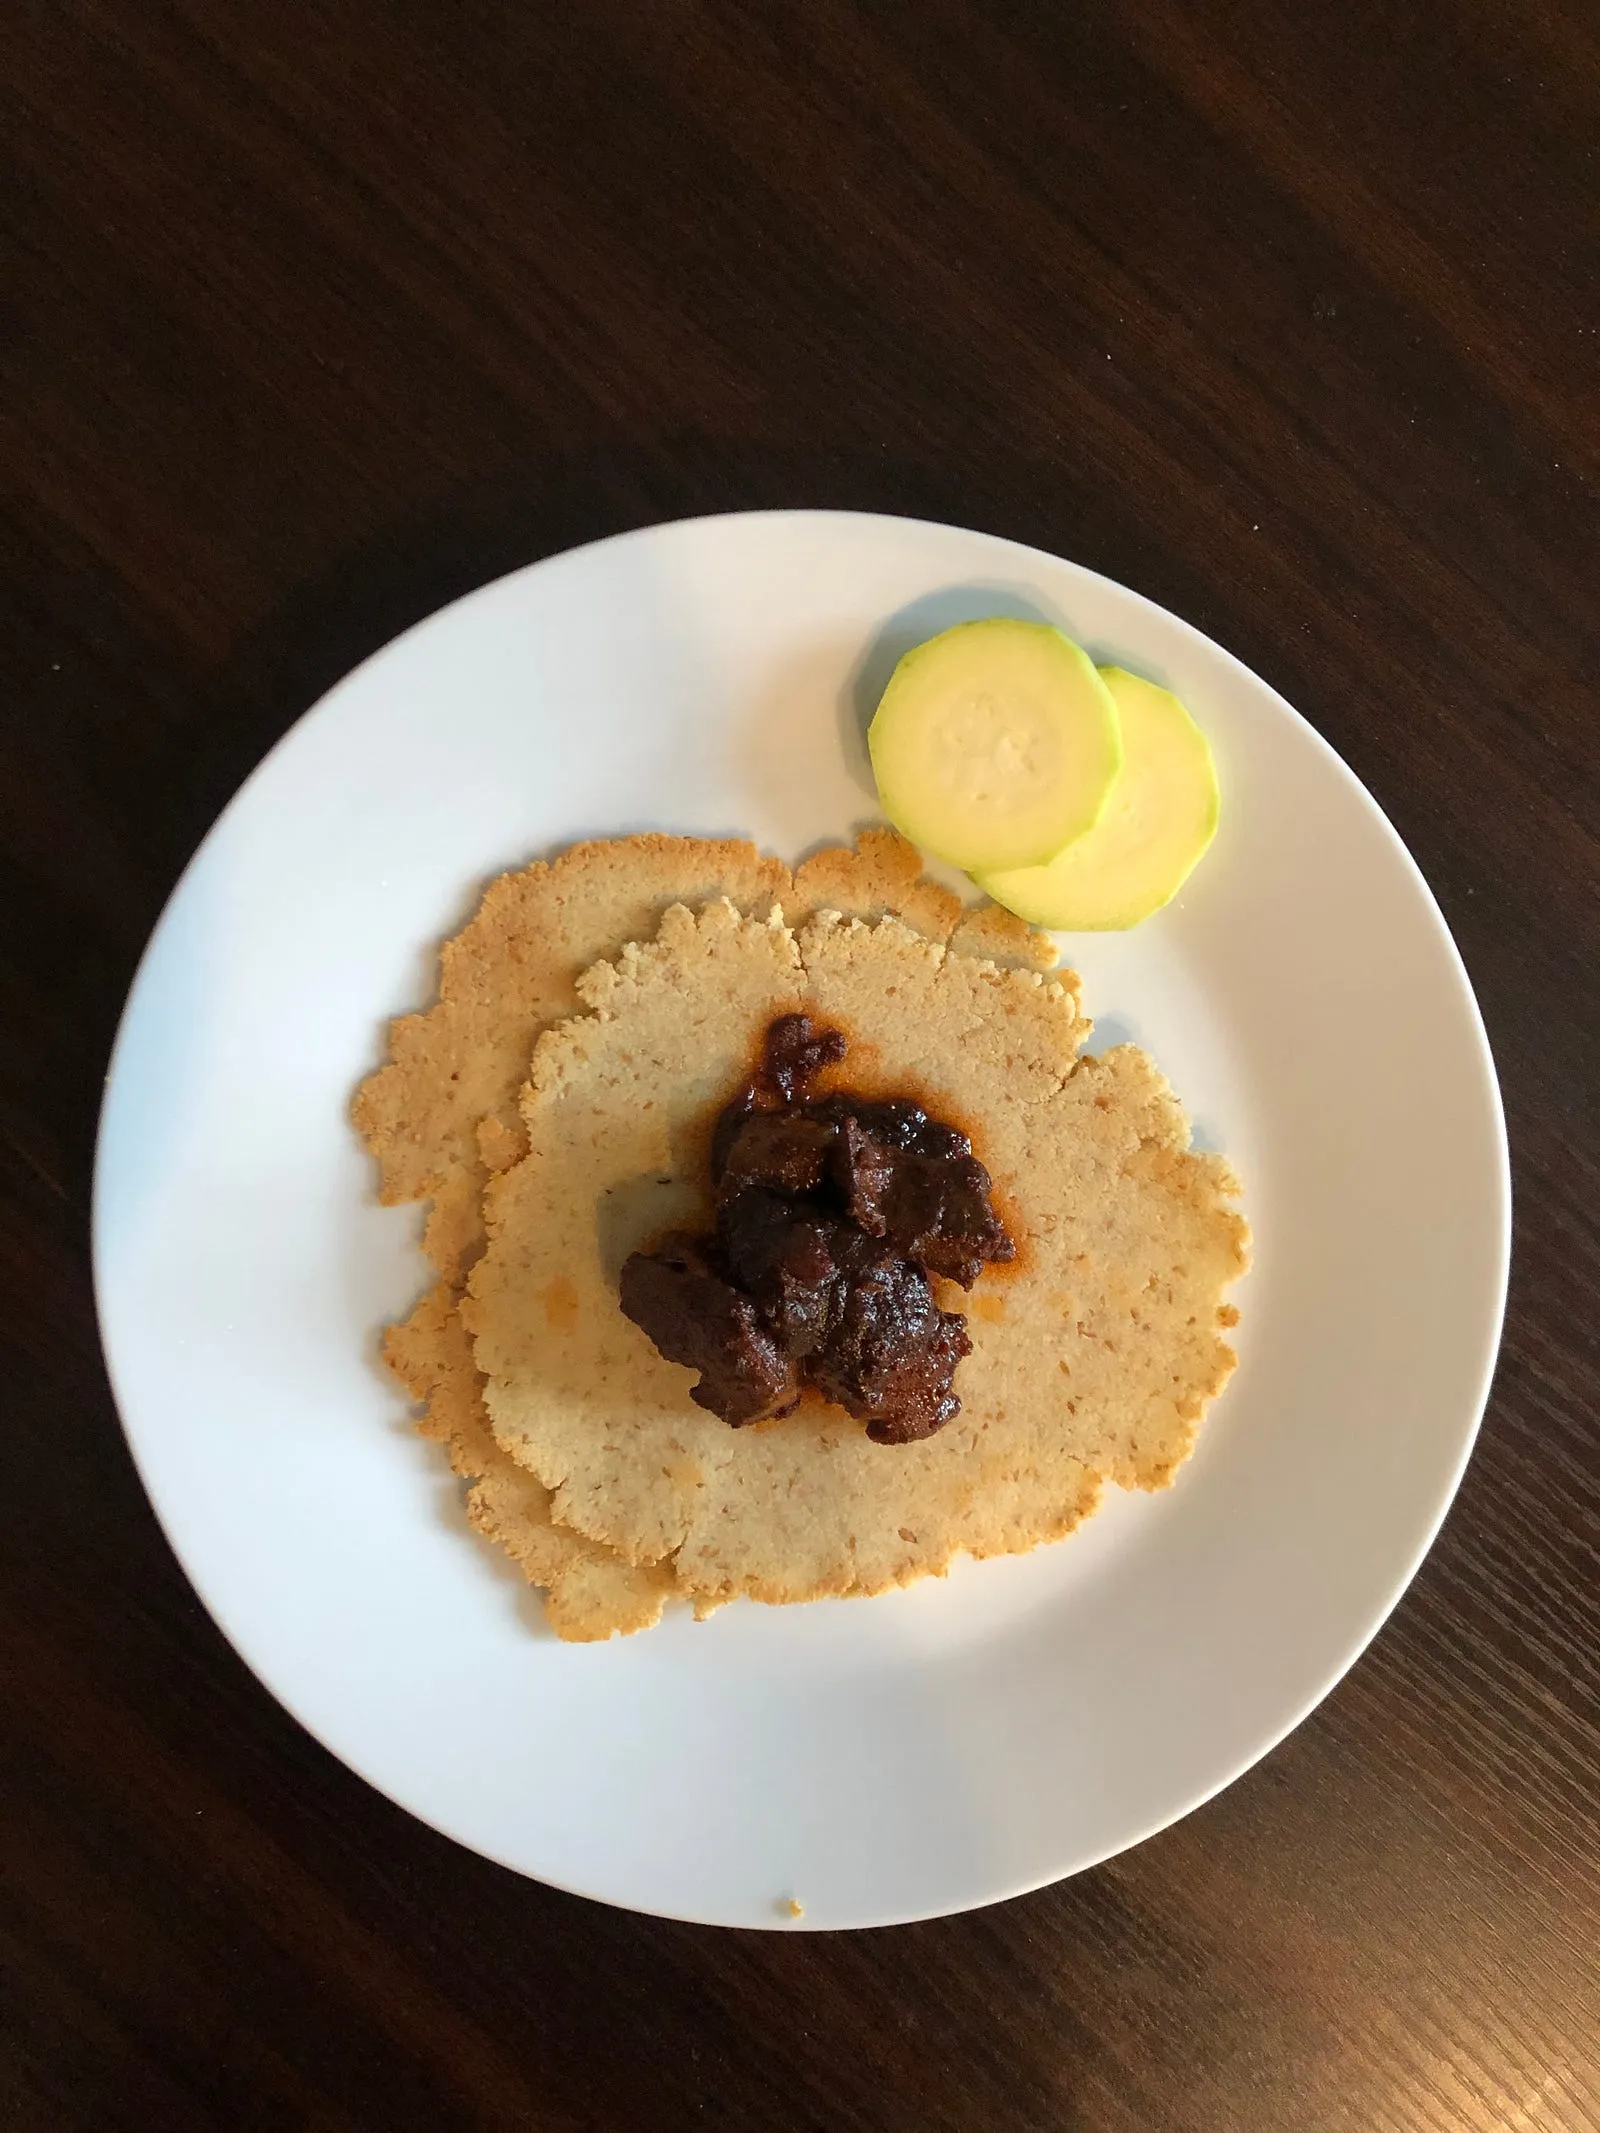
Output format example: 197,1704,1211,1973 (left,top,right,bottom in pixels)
756,1012,846,1105
819,1095,967,1161
808,1252,972,1444
881,1150,1016,1288
709,1086,756,1183
618,1231,799,1425
718,1189,842,1360
718,1110,837,1197
820,1100,1013,1286
618,1015,1013,1443
827,1112,896,1236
